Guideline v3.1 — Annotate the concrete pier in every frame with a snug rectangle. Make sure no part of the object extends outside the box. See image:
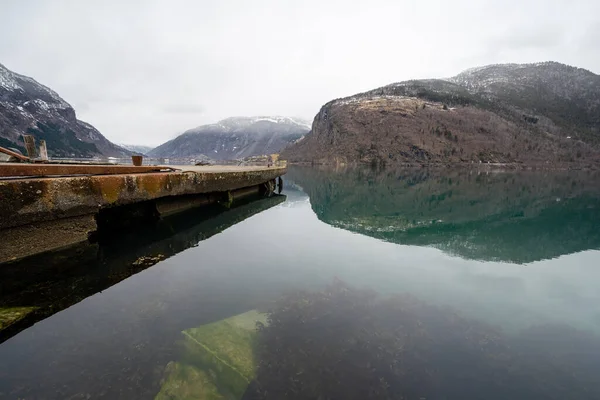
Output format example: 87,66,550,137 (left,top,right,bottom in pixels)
0,164,286,263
